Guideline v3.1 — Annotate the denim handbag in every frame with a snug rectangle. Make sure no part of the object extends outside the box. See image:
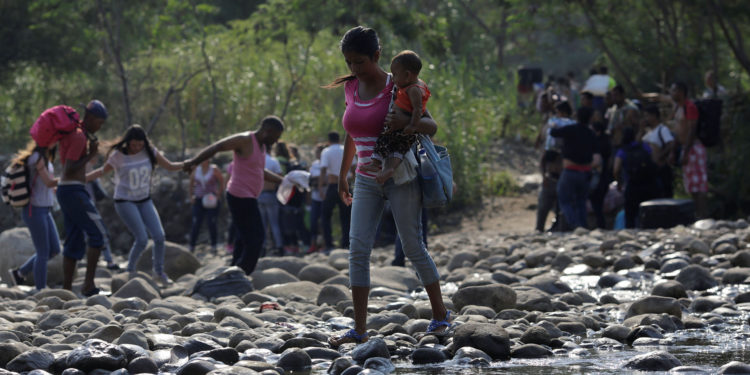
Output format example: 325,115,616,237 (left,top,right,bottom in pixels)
417,135,453,208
